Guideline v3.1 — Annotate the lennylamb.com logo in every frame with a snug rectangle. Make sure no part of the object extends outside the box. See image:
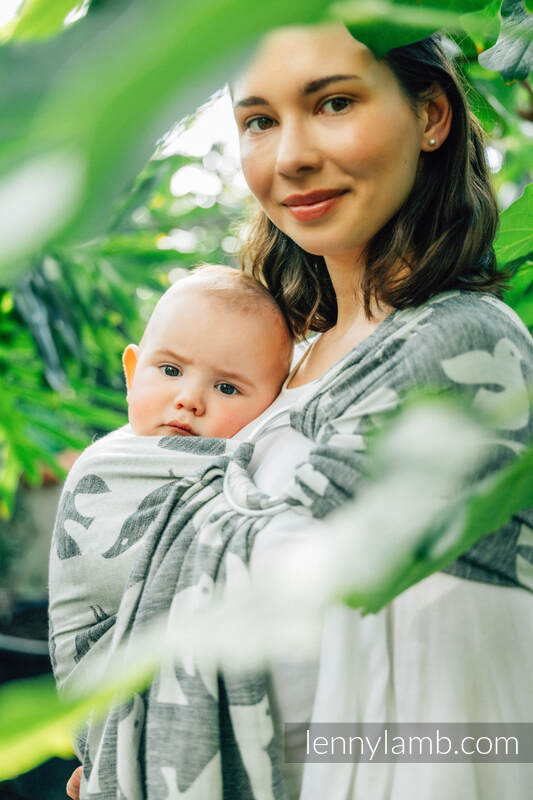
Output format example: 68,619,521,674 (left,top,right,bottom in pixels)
285,724,533,763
